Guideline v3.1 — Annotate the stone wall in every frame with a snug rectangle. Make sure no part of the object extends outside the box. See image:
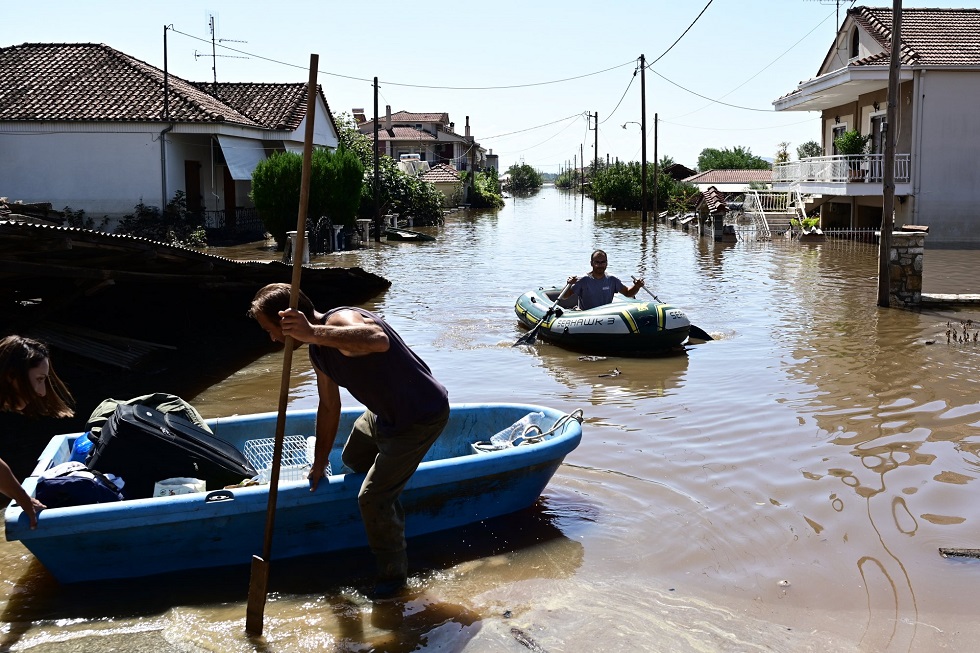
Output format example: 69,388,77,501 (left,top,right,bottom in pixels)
889,230,925,307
